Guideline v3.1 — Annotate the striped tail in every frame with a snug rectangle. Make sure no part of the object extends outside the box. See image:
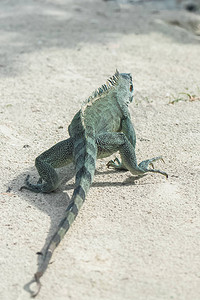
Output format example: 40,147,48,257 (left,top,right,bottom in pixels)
31,125,97,297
